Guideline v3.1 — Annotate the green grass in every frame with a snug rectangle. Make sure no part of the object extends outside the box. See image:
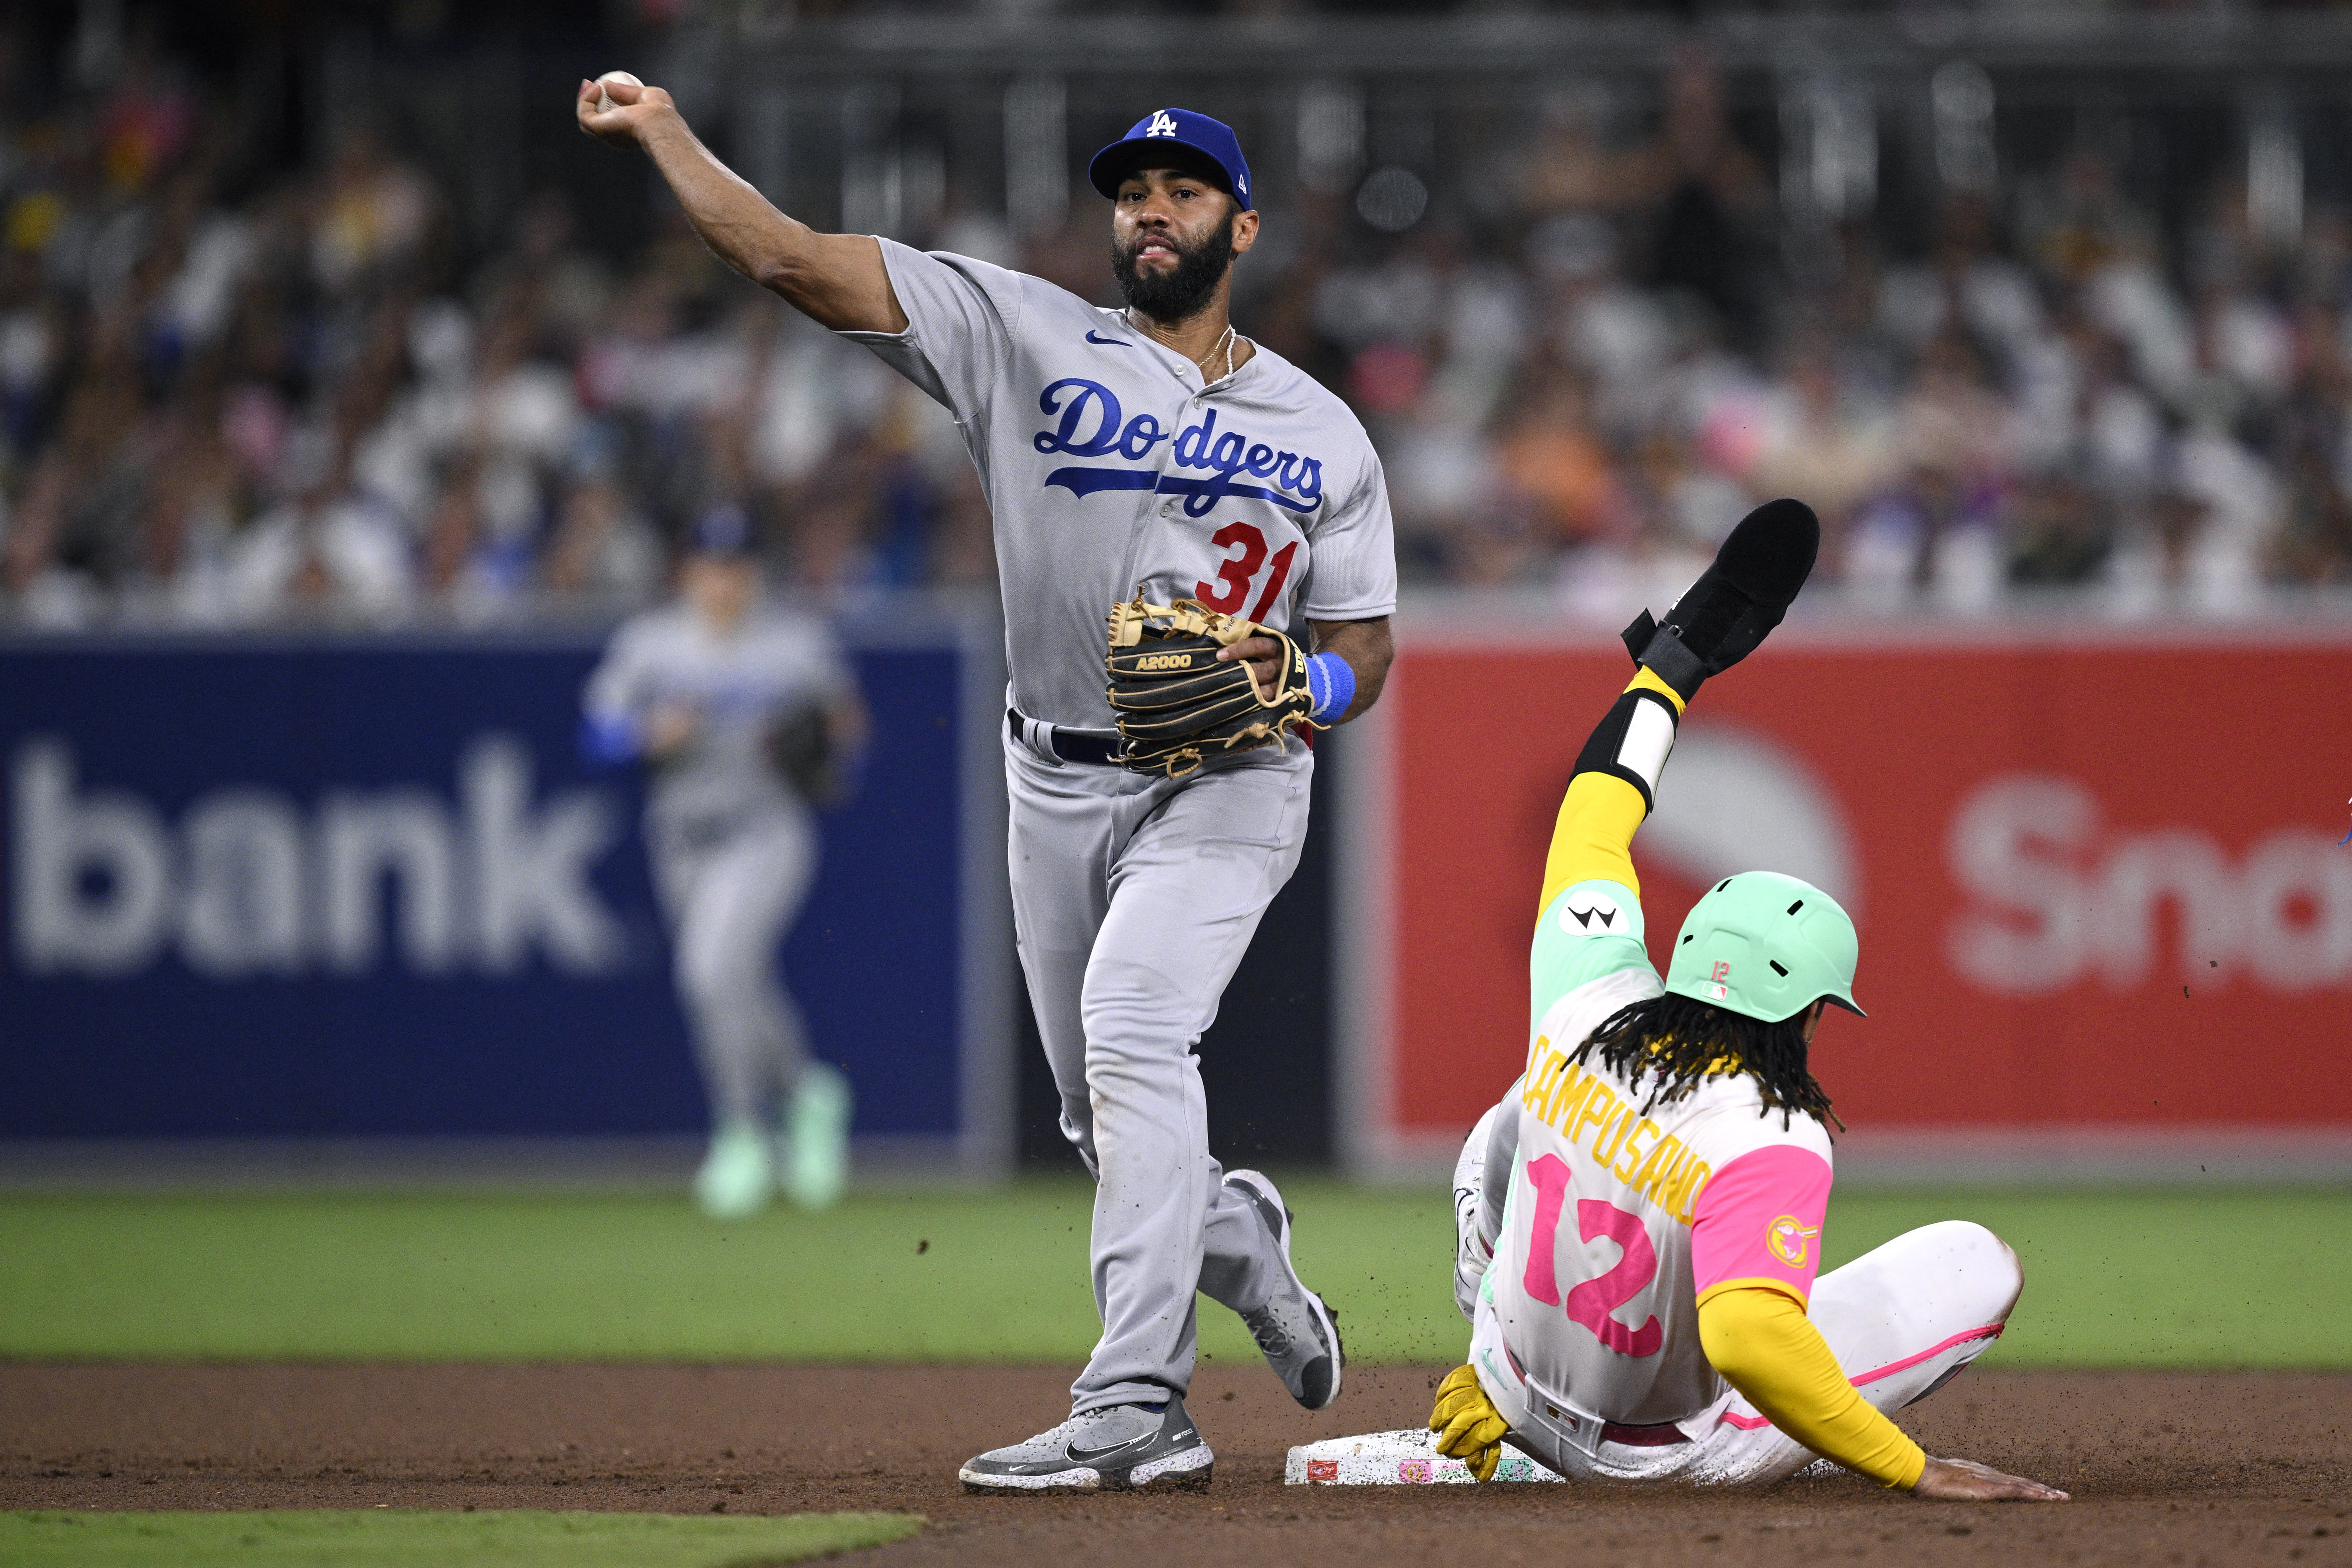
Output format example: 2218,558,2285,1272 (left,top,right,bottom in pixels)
1825,1187,2351,1367
0,1510,922,1567
0,1180,2344,1366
